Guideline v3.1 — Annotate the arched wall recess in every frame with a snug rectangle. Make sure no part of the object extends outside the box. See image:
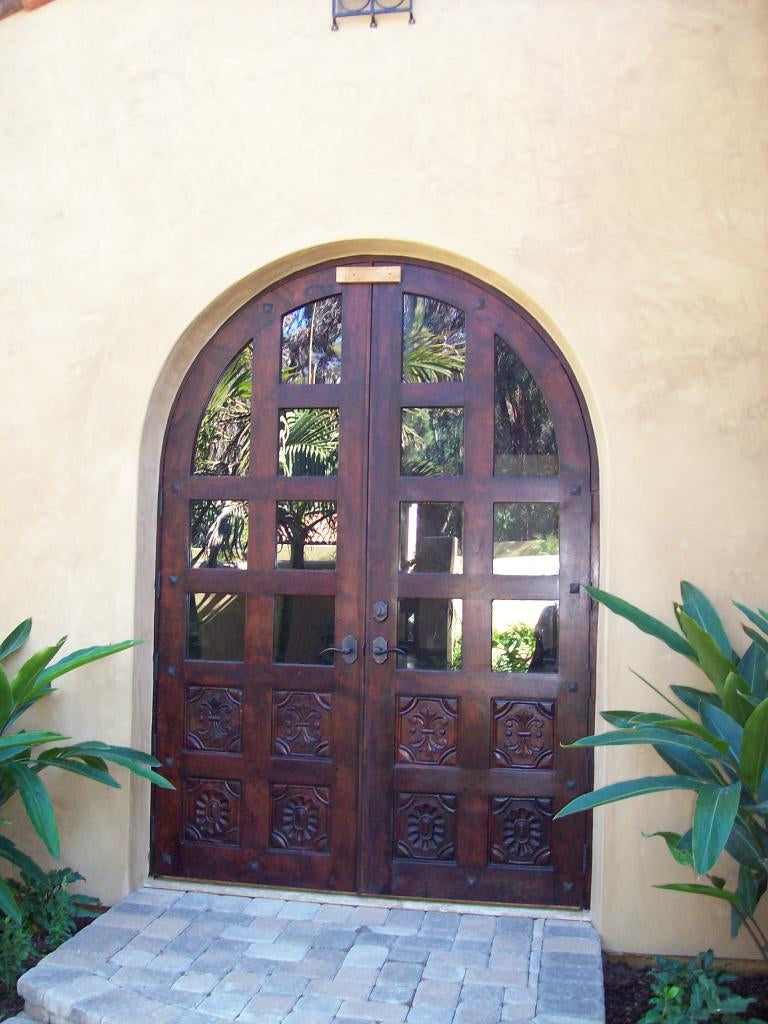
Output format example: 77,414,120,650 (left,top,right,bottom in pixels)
133,247,599,908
